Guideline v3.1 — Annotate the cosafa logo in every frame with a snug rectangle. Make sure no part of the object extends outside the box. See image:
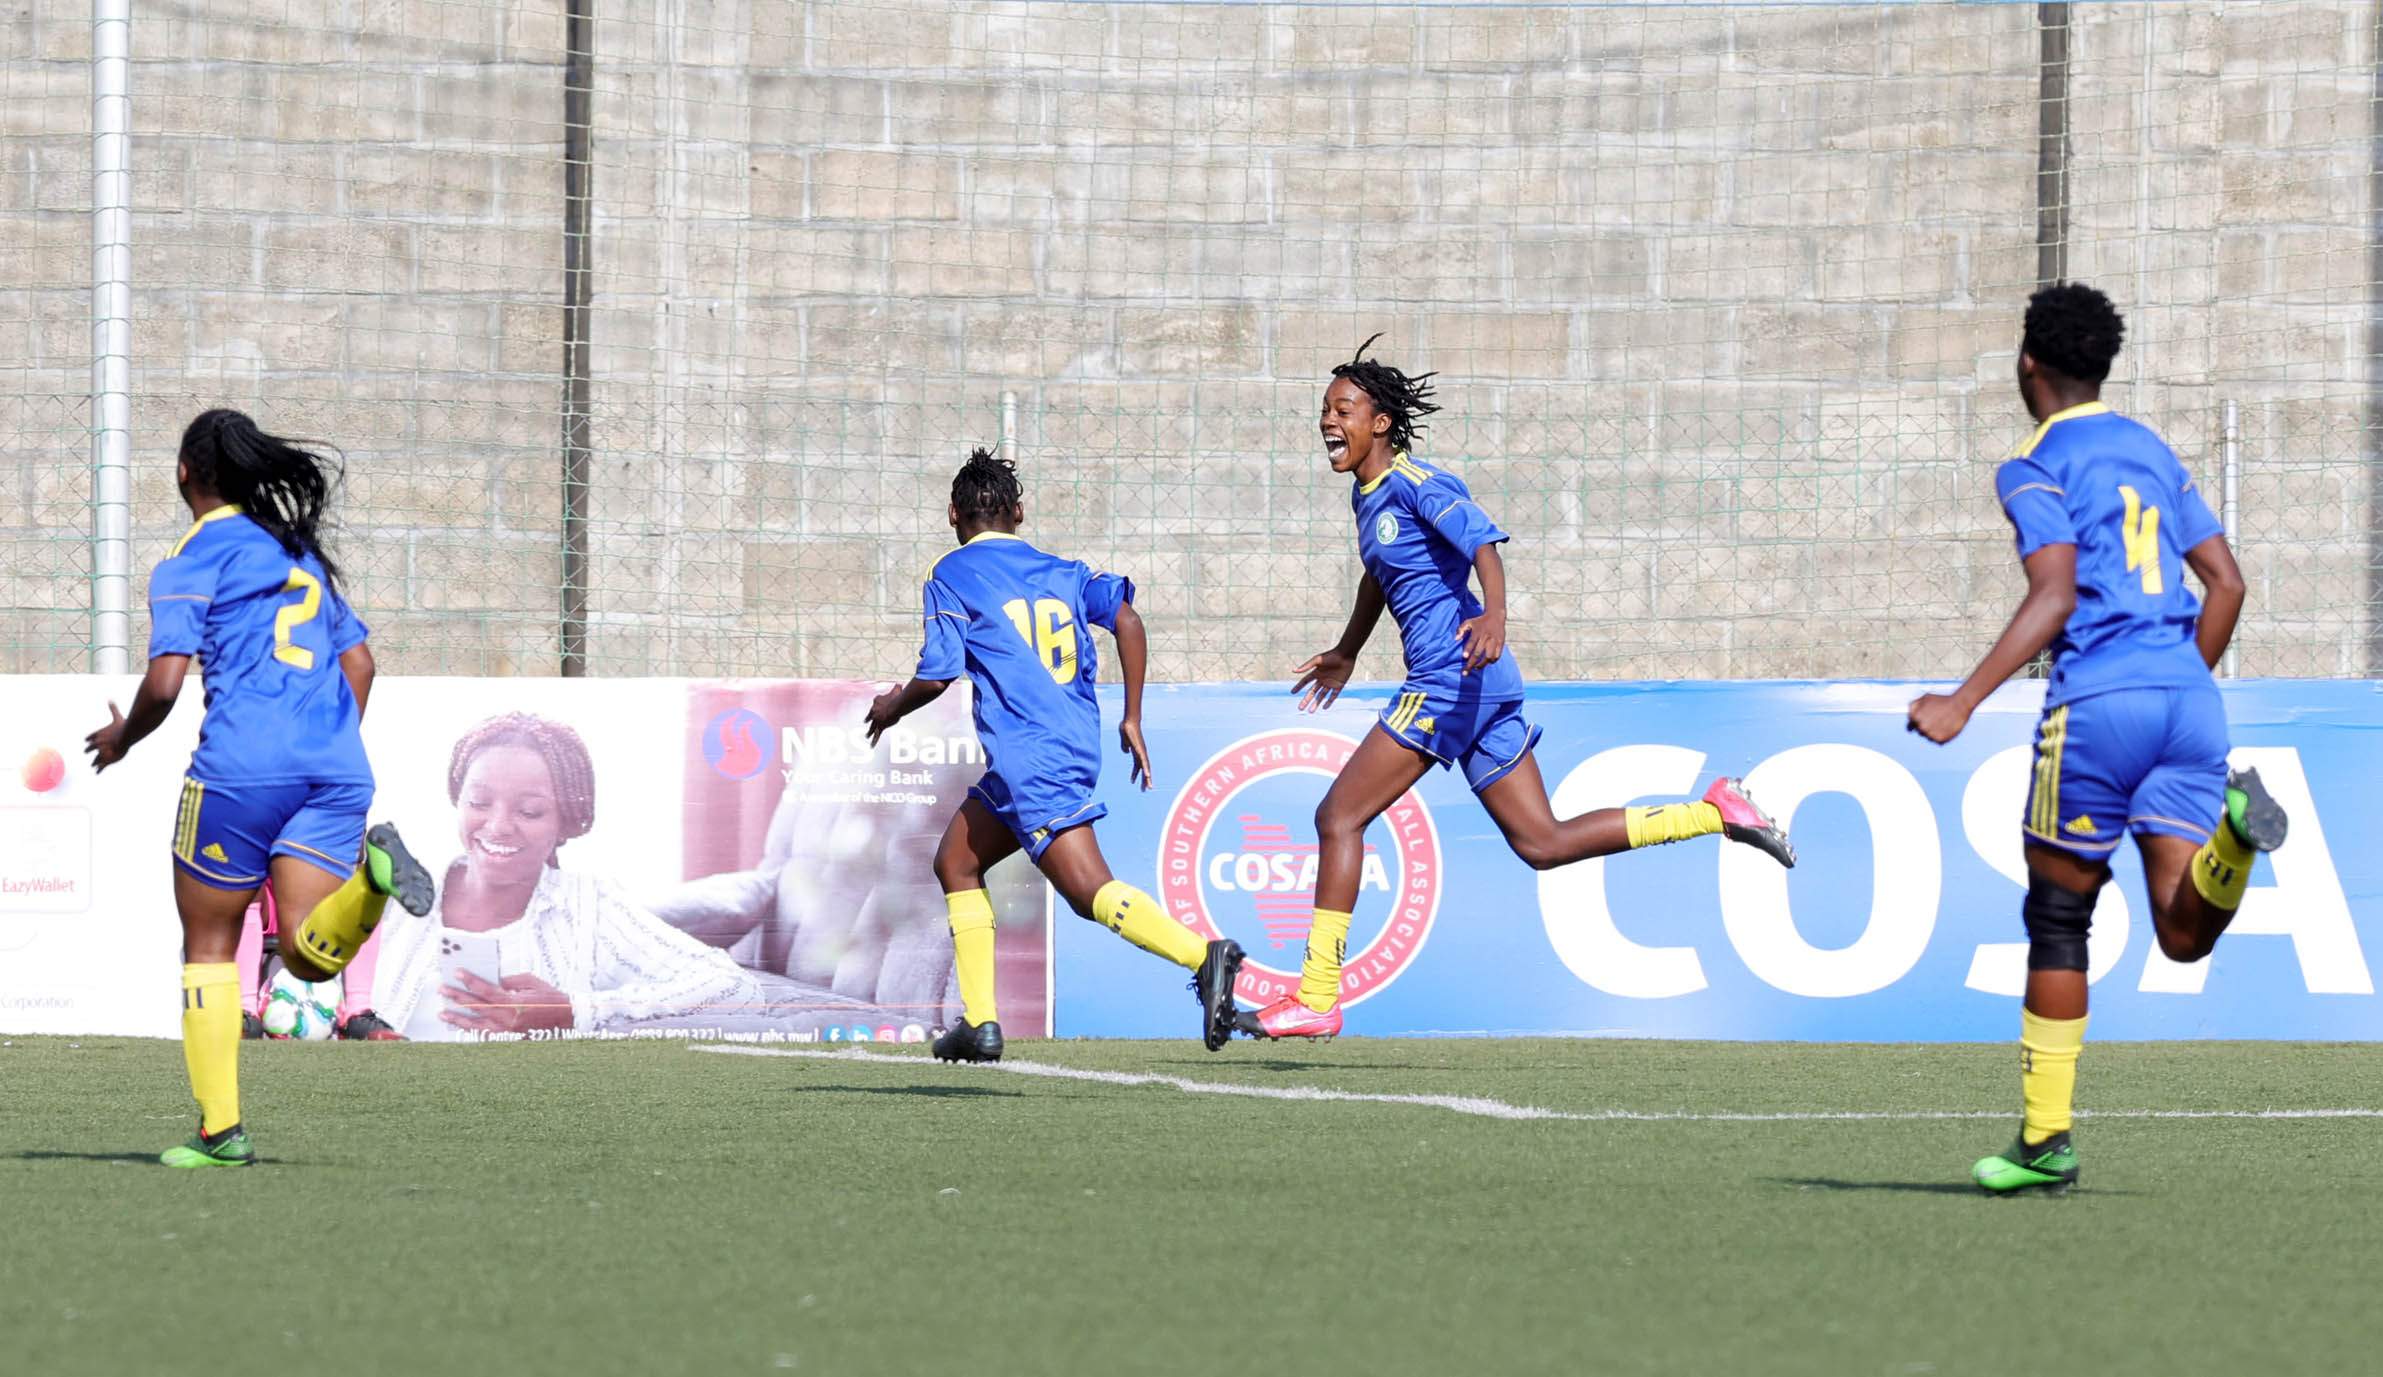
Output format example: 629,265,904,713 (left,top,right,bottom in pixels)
1158,728,1441,1007
703,708,772,779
